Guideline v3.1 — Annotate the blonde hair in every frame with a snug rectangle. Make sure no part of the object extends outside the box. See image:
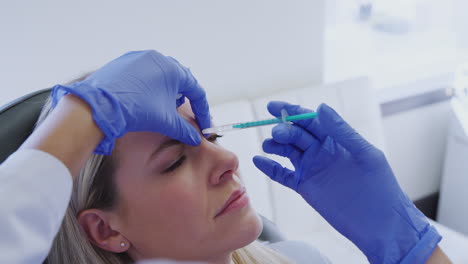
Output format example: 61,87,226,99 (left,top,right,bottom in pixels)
40,76,292,264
